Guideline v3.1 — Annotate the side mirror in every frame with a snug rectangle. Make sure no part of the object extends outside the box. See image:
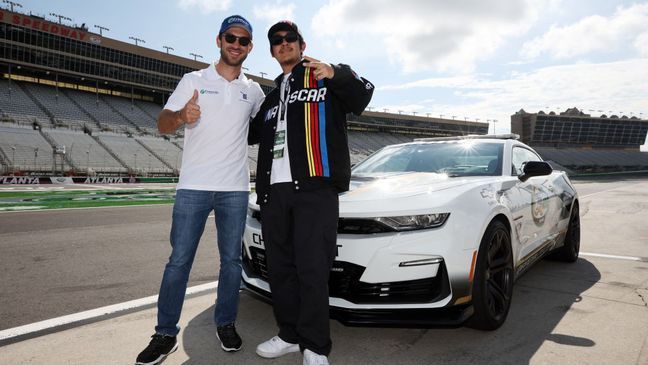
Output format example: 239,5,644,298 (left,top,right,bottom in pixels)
519,161,552,182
